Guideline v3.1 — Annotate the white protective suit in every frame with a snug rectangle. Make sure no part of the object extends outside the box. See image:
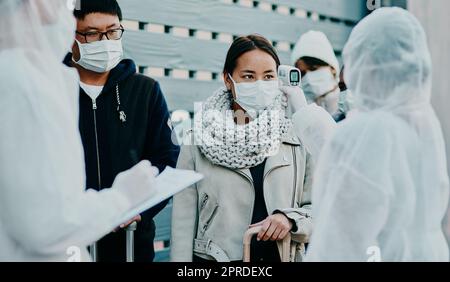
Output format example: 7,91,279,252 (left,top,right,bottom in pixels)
0,0,158,262
293,8,449,261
